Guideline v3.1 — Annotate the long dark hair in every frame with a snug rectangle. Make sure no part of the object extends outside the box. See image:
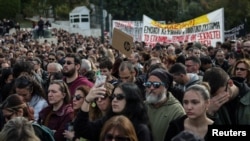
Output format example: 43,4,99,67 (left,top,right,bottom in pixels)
106,82,150,126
